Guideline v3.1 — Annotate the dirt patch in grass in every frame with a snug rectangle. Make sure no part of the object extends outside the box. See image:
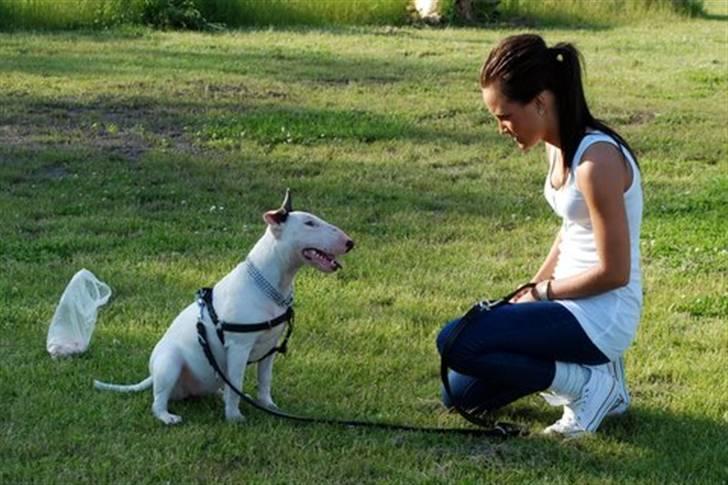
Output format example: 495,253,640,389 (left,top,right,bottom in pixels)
604,109,657,127
0,78,301,160
312,75,401,86
0,97,201,161
170,80,289,101
625,110,656,125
